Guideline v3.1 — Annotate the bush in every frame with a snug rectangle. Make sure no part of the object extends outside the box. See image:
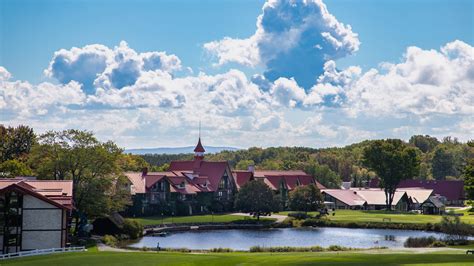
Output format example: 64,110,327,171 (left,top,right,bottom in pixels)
404,236,437,247
249,245,350,253
123,219,144,239
103,235,118,247
210,247,234,253
327,245,353,251
272,217,293,228
288,212,310,220
429,240,447,247
439,216,473,242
